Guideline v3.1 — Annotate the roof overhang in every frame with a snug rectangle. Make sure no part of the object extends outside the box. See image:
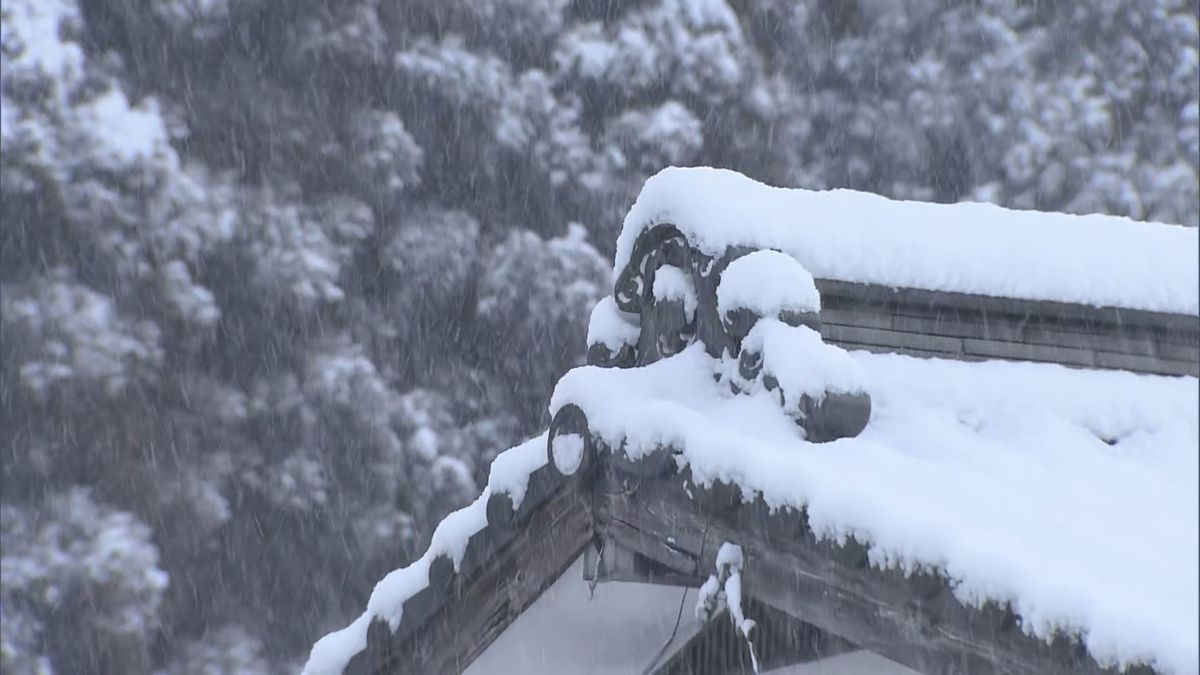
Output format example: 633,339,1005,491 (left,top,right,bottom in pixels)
309,172,1197,675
